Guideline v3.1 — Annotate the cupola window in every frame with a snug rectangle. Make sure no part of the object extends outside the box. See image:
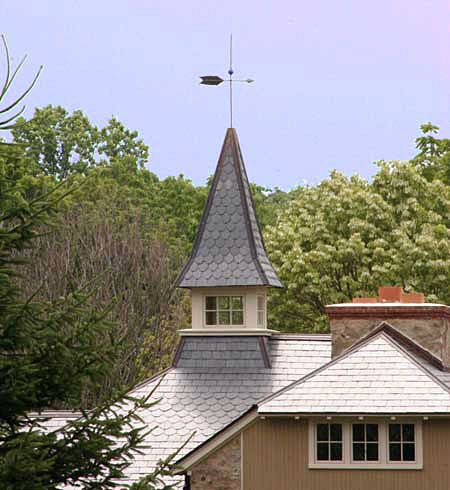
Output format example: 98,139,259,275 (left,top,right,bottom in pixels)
257,295,266,327
205,296,244,326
